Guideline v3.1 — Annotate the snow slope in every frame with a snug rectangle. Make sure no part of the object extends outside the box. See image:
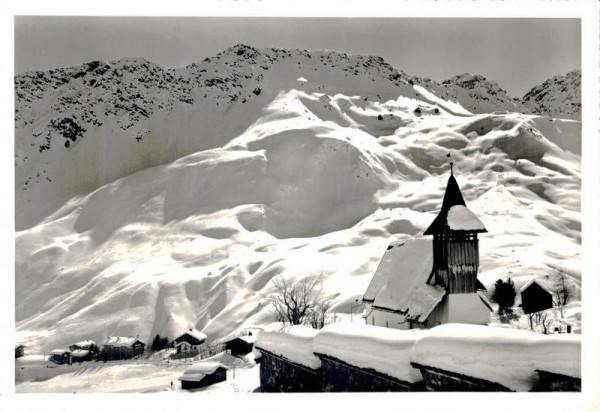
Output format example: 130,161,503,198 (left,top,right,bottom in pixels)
15,45,581,353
